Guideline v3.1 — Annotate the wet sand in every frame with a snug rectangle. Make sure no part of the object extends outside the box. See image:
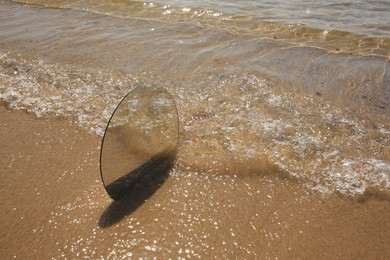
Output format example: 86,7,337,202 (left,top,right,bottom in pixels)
1,105,390,258
1,1,390,258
